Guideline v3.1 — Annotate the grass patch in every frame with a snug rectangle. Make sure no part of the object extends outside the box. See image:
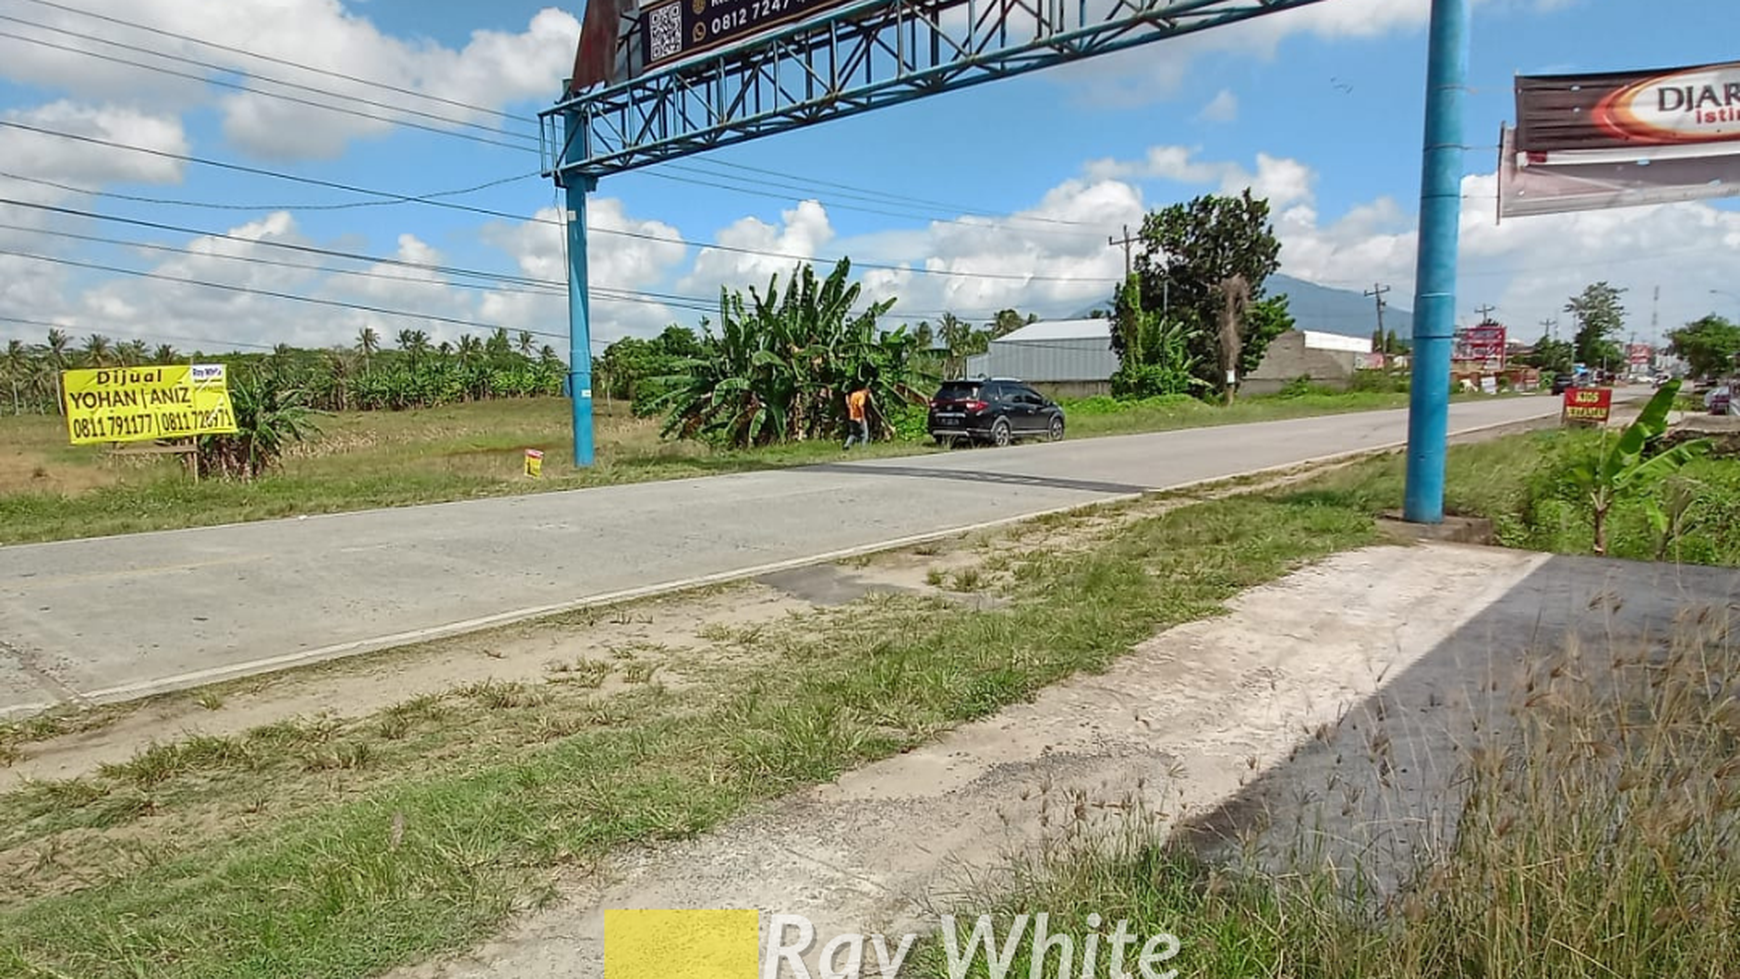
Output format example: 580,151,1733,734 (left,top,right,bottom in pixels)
1301,429,1740,566
0,390,1470,544
0,488,1377,978
915,611,1740,979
